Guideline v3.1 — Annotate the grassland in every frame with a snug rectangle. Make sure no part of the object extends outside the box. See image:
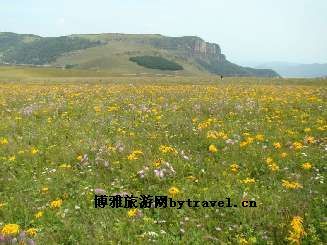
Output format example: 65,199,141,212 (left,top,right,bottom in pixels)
0,75,326,244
